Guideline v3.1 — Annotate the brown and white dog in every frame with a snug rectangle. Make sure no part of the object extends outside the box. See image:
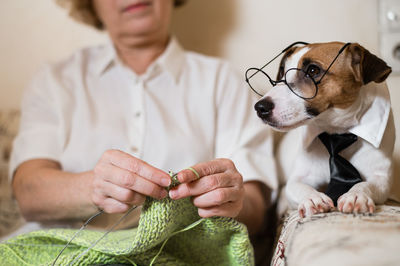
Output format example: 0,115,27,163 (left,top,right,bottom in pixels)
253,42,395,217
